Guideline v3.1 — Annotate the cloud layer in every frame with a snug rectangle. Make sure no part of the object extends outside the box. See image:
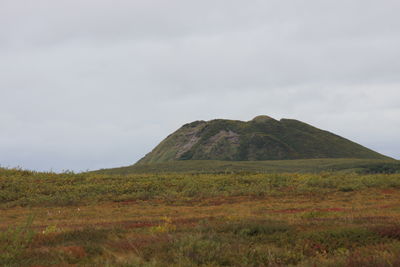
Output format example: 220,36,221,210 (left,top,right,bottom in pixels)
1,0,399,171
